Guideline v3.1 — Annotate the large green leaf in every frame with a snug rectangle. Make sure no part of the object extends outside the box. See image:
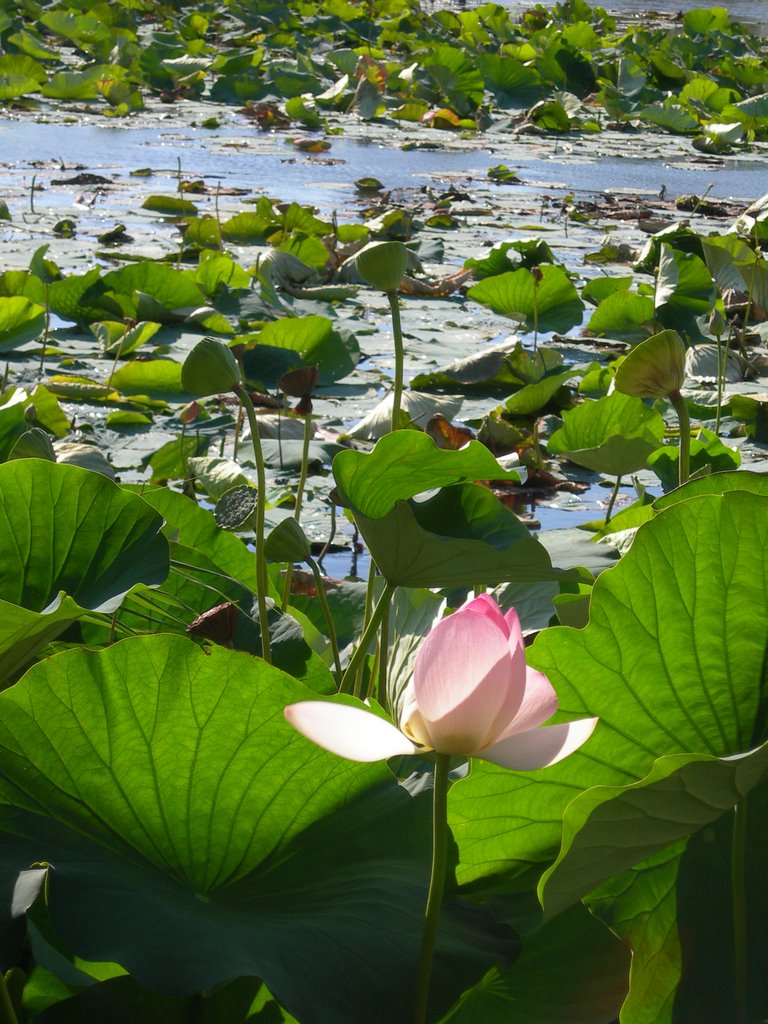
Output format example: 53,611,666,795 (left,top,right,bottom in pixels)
585,289,654,339
585,782,768,1024
468,266,584,335
501,369,577,416
655,244,715,328
333,430,522,519
354,483,563,588
548,391,666,475
246,315,359,385
451,489,768,885
0,296,45,350
0,637,513,1022
540,744,768,916
334,432,561,587
0,460,168,614
0,596,84,691
0,461,169,682
438,901,628,1024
